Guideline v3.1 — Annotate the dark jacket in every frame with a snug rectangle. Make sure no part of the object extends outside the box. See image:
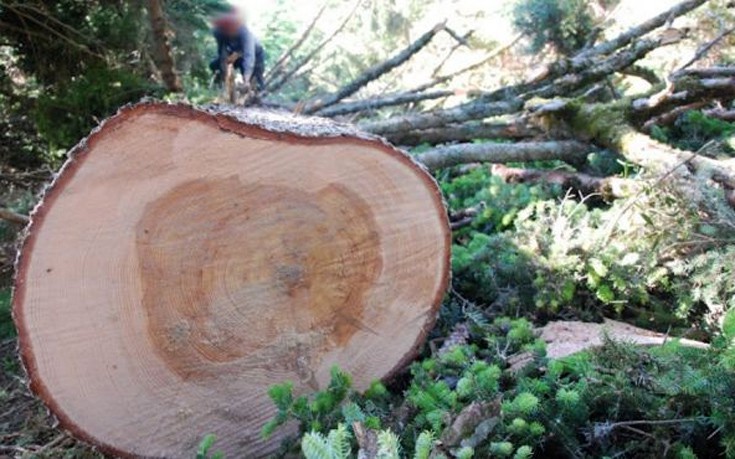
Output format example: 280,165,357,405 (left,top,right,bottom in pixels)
214,25,262,80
